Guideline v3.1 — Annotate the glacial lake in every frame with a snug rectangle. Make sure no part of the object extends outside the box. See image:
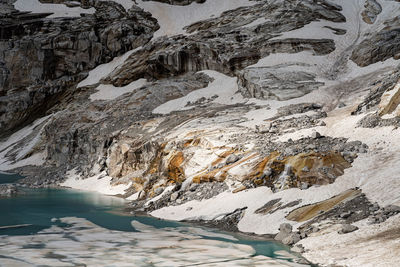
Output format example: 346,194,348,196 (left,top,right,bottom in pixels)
0,172,310,266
